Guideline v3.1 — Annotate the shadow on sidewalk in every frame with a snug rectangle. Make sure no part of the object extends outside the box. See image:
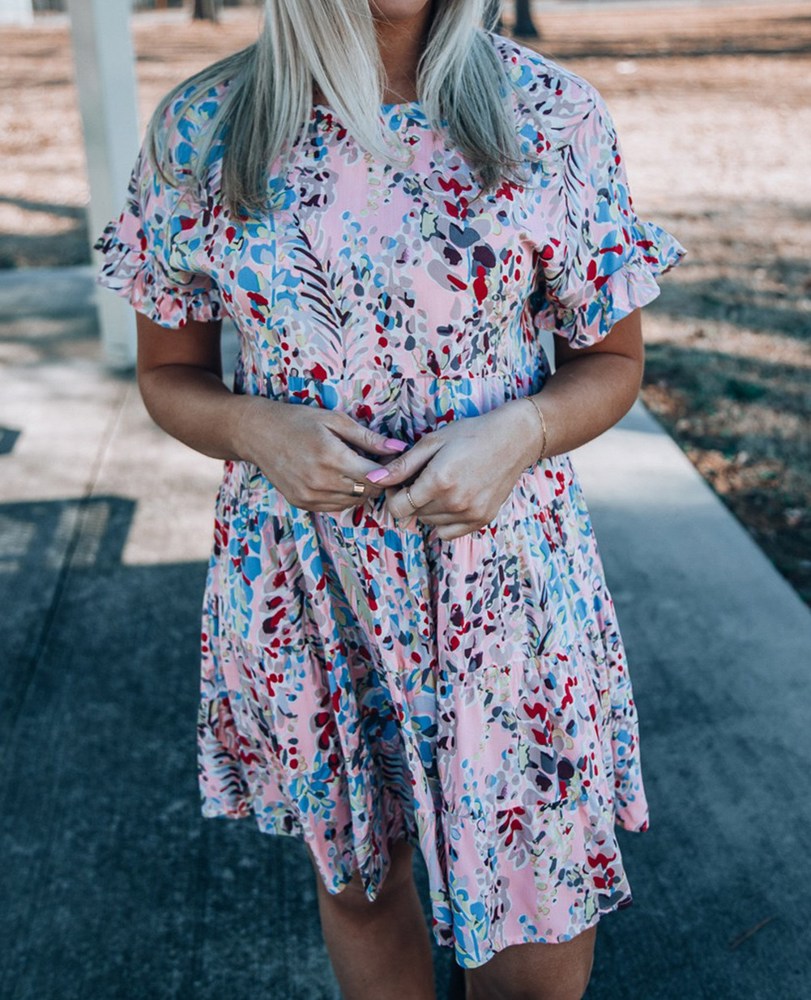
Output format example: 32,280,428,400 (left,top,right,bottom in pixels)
0,496,331,998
